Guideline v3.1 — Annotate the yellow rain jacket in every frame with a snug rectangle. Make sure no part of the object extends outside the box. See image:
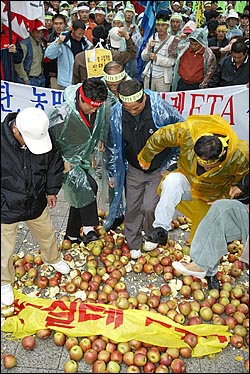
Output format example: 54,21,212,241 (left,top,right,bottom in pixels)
138,115,249,239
